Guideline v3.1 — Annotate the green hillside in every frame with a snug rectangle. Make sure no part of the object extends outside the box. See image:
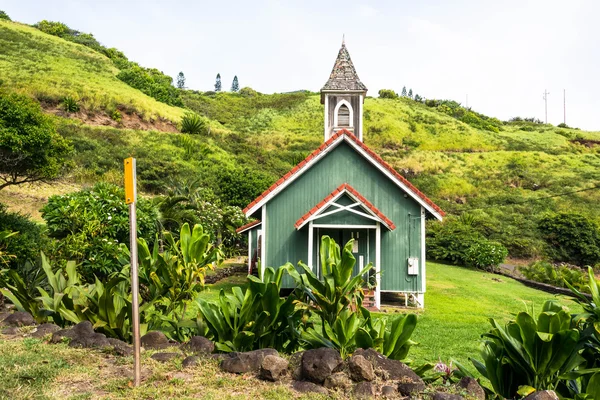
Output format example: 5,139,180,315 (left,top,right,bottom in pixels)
0,20,184,123
1,17,600,260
